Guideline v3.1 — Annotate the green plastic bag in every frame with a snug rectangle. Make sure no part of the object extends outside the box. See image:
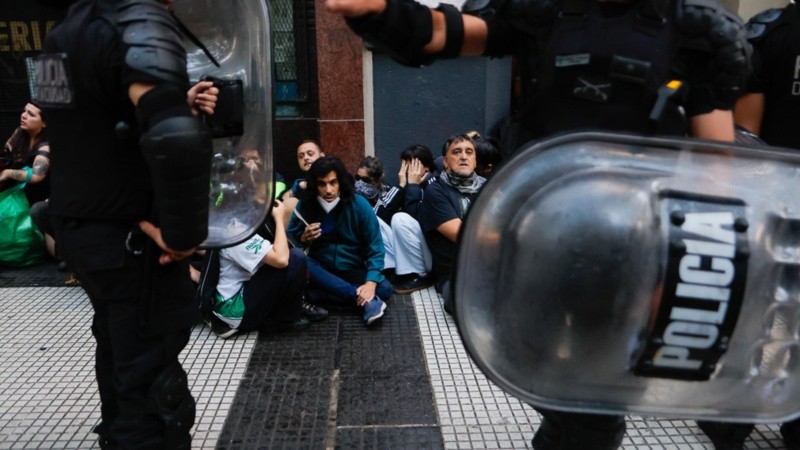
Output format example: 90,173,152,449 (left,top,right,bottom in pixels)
0,182,46,267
